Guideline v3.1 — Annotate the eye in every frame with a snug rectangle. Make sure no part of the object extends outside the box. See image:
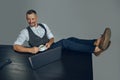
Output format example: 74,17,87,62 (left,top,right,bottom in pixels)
27,19,30,22
32,18,35,20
